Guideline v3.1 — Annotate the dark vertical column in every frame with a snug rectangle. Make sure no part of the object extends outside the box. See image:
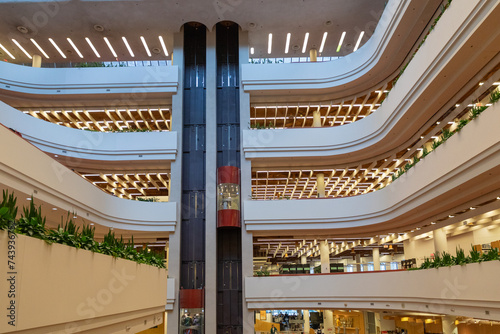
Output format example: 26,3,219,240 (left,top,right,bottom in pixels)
216,22,242,334
180,23,207,291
